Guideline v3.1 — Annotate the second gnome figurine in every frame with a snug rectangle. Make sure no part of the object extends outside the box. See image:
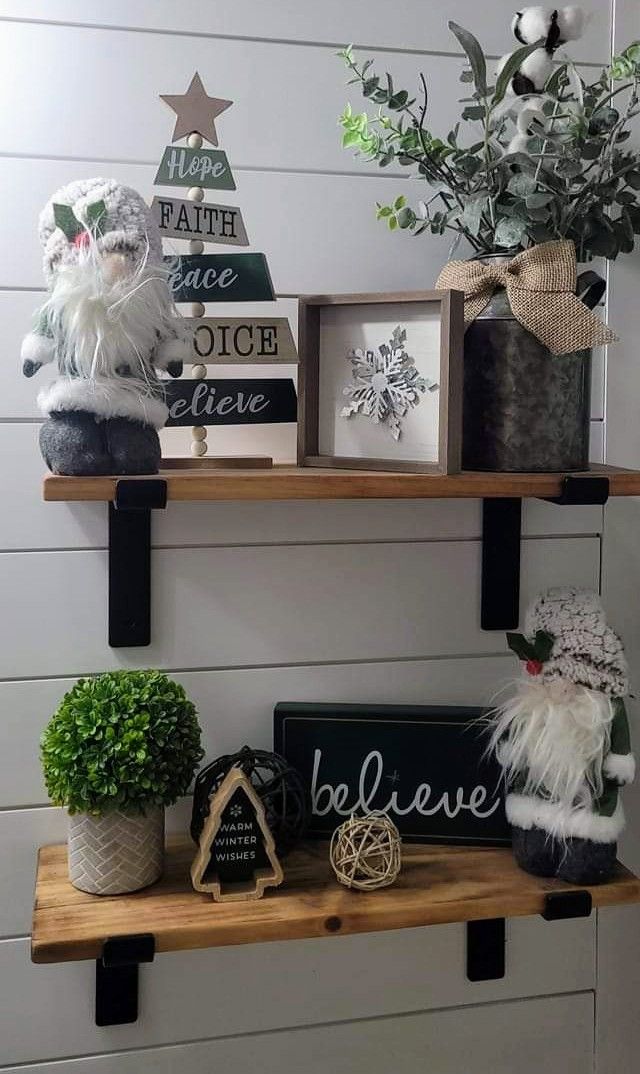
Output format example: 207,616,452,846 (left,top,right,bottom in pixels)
21,177,188,475
489,587,634,884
